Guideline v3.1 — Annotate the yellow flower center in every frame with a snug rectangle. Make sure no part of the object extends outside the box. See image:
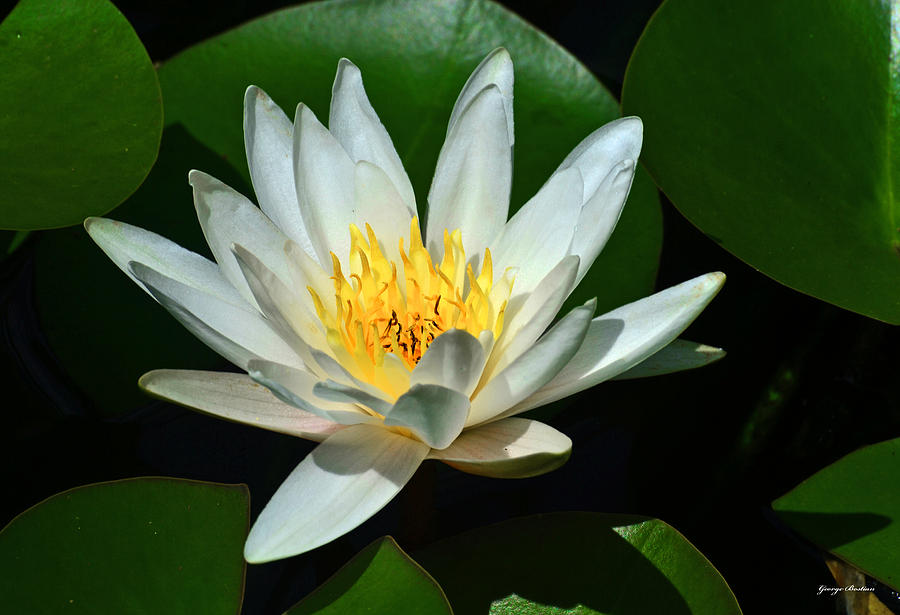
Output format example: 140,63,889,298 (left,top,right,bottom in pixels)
308,219,513,392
